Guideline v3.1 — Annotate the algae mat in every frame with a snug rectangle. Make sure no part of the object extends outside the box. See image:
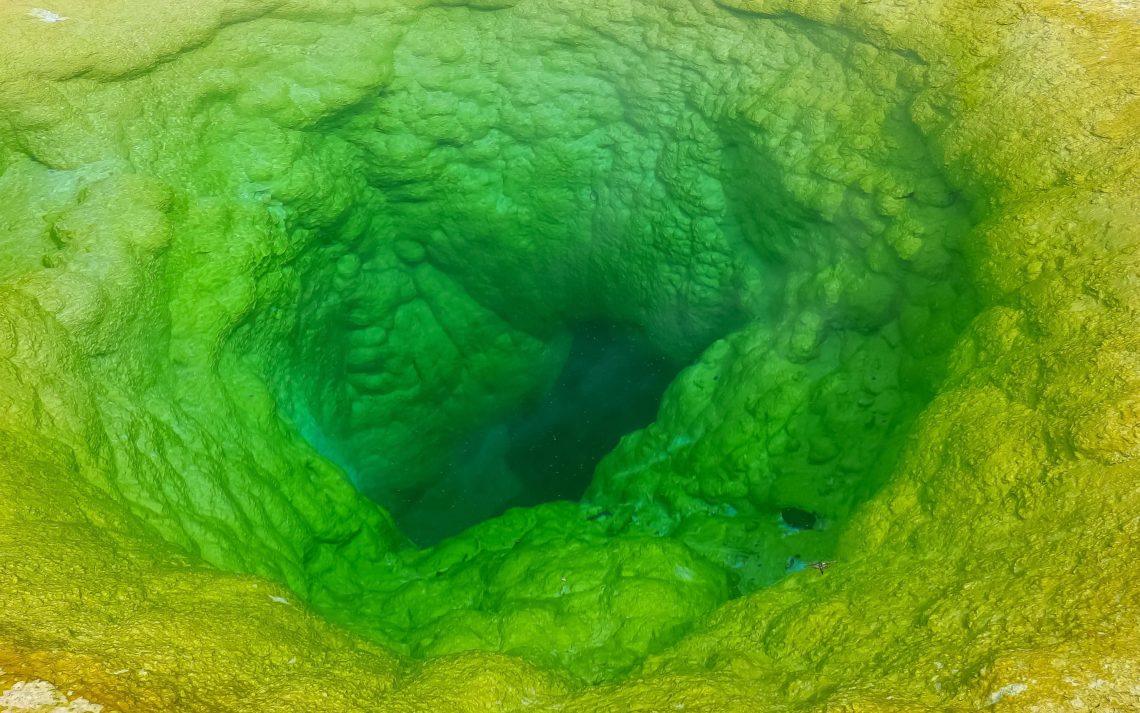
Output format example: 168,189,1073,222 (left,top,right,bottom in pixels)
0,0,1138,710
